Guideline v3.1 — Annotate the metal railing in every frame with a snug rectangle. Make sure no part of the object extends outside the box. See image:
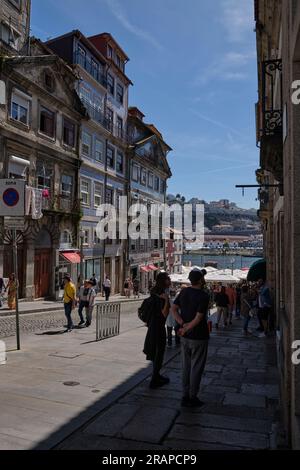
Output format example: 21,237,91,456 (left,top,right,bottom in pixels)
74,51,107,88
41,193,80,214
96,302,121,341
